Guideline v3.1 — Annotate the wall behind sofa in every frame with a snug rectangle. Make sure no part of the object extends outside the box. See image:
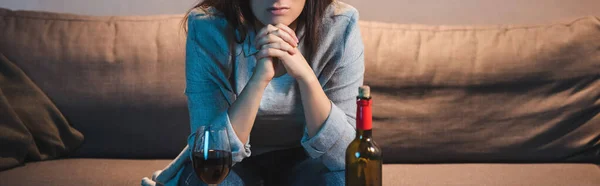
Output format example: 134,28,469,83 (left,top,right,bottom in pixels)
1,0,599,24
